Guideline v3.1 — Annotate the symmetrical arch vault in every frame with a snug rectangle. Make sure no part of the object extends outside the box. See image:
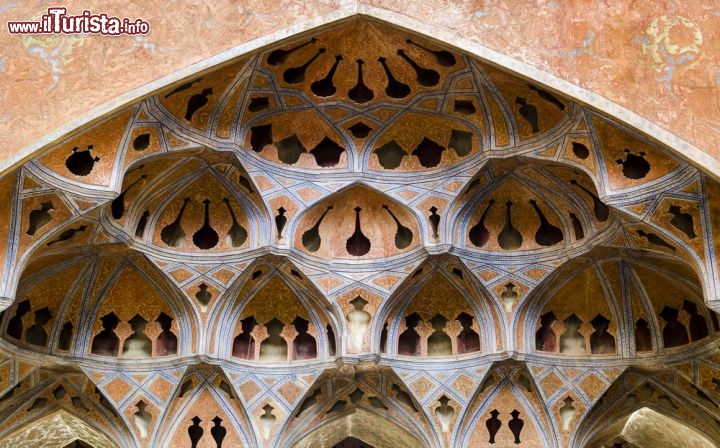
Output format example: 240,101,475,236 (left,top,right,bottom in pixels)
585,407,717,448
1,15,720,448
575,368,720,447
0,409,120,448
291,408,427,448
